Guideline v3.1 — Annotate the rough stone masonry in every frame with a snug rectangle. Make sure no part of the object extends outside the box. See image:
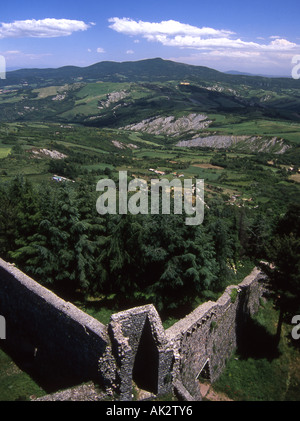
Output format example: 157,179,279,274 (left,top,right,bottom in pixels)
0,258,265,401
